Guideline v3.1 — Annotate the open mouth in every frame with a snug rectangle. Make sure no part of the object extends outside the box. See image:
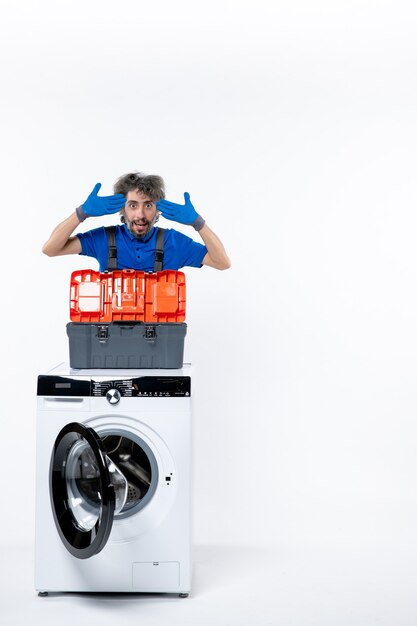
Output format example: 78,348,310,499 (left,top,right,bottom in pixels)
132,220,148,229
